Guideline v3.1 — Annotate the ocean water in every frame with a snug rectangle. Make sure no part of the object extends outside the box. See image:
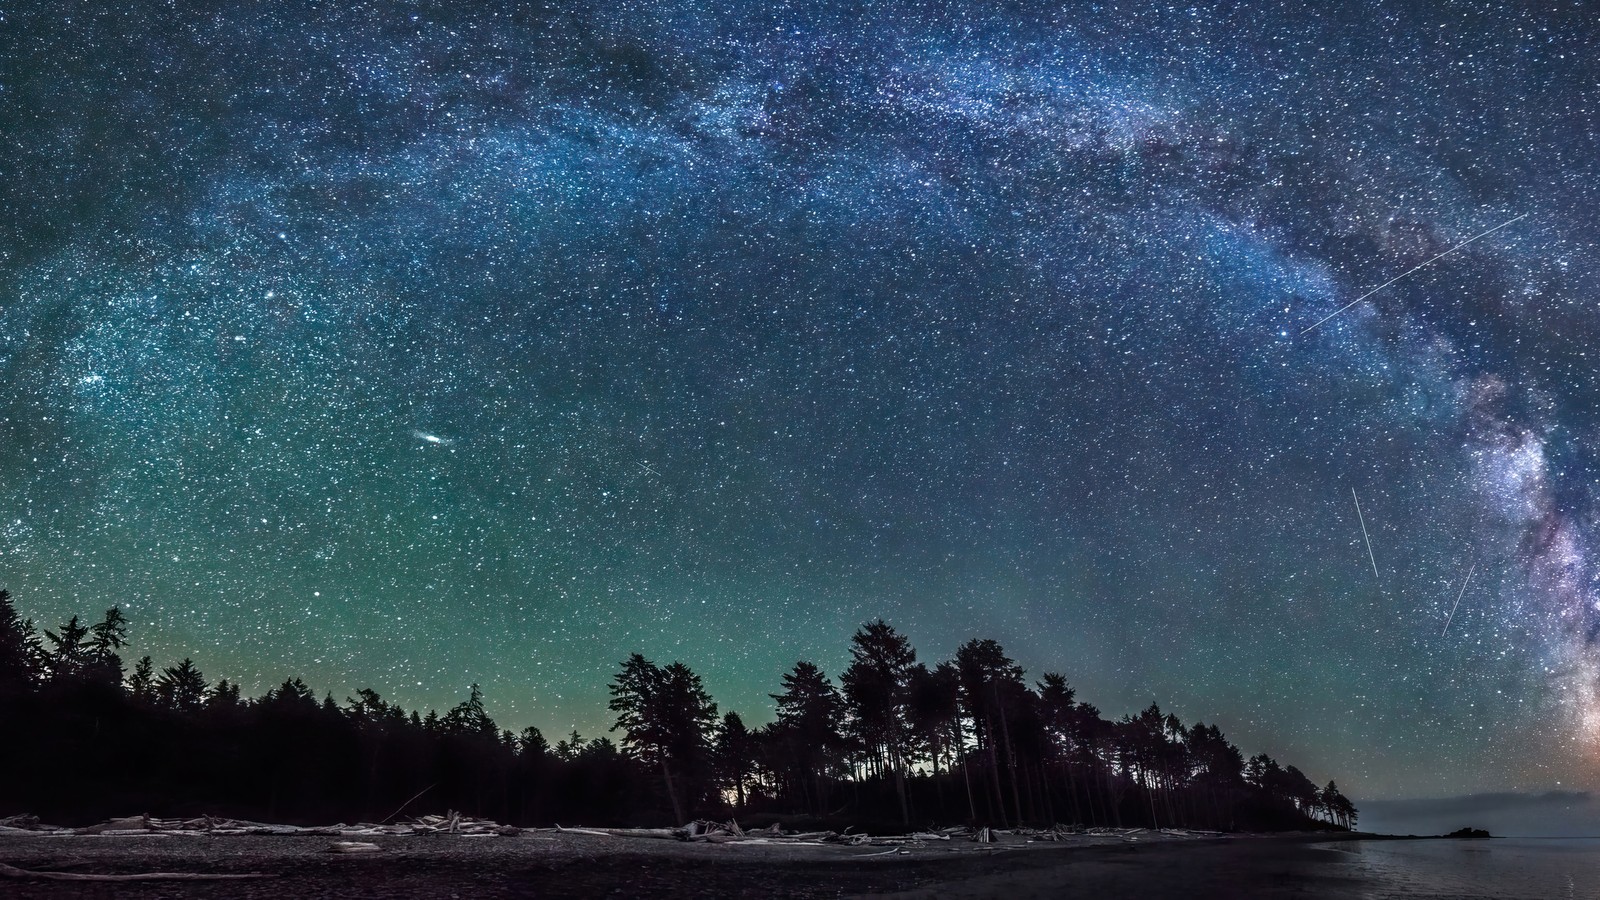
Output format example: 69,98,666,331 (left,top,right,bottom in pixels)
1317,838,1600,899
